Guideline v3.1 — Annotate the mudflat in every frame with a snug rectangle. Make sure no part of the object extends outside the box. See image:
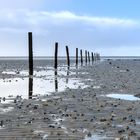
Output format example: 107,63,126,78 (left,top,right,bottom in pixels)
0,59,140,140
